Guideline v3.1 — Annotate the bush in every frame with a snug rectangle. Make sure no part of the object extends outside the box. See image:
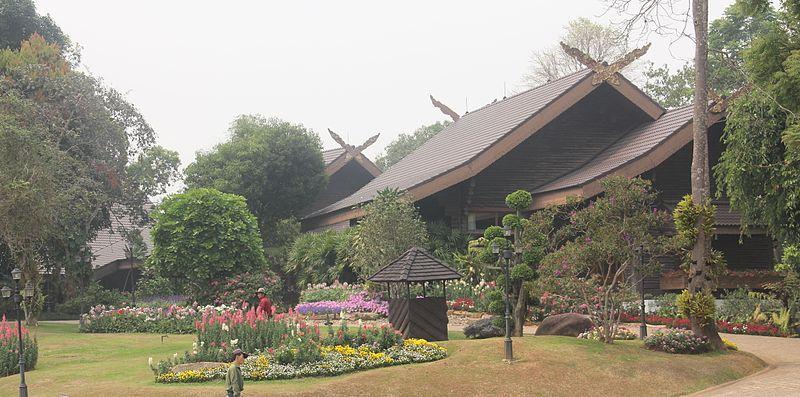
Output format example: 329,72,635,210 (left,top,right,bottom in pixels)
148,188,267,302
676,290,716,326
718,287,782,323
208,270,282,307
505,190,532,211
644,330,711,354
578,327,637,341
56,282,127,315
653,293,680,318
0,316,37,376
